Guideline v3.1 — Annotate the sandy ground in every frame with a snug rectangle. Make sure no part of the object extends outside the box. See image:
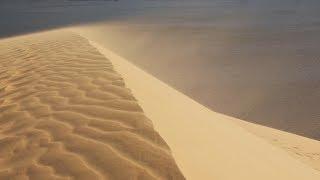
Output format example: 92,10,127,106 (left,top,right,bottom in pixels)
0,30,184,180
233,119,320,171
90,39,320,180
75,23,320,141
0,28,320,180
